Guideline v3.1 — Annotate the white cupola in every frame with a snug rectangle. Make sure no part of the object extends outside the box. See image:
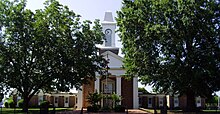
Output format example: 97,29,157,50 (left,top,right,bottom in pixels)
99,11,119,55
101,11,117,47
